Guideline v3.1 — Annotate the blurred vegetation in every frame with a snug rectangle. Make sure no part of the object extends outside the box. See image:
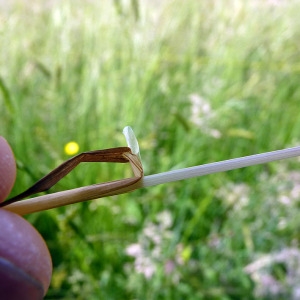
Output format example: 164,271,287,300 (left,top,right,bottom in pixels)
1,0,300,299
